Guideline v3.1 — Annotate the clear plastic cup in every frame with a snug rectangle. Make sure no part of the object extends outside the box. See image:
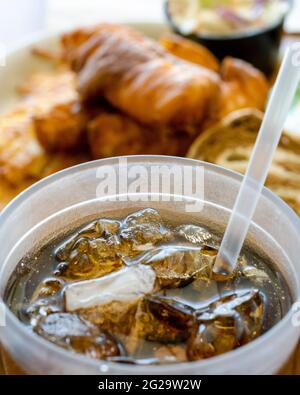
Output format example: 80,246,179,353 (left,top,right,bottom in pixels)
0,156,299,375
